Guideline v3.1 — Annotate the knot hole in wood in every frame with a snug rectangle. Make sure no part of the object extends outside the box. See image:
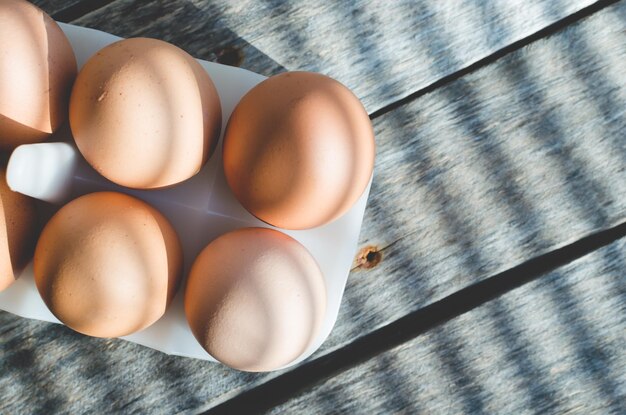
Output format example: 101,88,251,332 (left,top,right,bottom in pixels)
355,246,382,269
